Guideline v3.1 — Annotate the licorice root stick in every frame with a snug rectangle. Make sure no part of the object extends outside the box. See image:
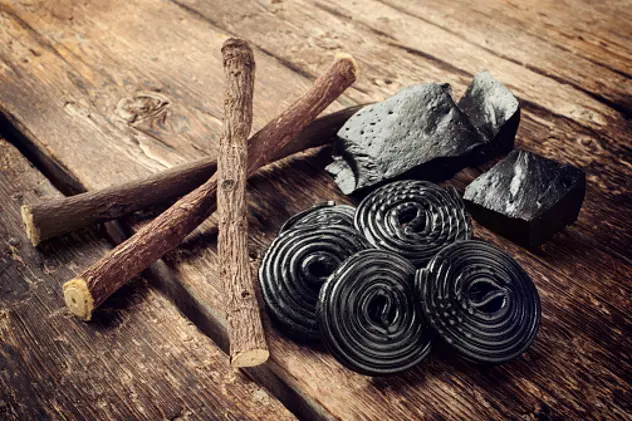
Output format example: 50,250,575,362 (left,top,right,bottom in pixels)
62,52,358,321
21,105,364,246
216,39,268,367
